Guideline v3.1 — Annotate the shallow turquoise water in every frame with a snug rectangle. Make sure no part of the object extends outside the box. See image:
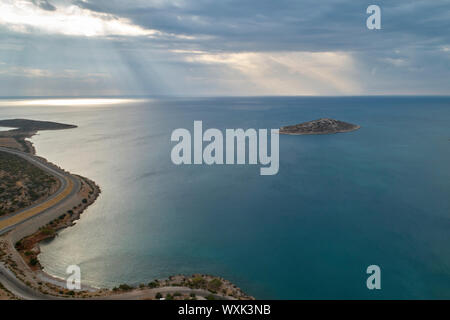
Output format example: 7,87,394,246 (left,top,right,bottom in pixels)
1,96,449,299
